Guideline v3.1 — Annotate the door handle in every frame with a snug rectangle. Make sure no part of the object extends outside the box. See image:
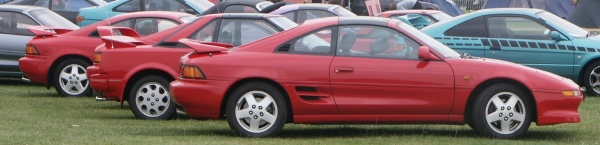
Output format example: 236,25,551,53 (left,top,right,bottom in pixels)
335,66,354,73
490,46,501,50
